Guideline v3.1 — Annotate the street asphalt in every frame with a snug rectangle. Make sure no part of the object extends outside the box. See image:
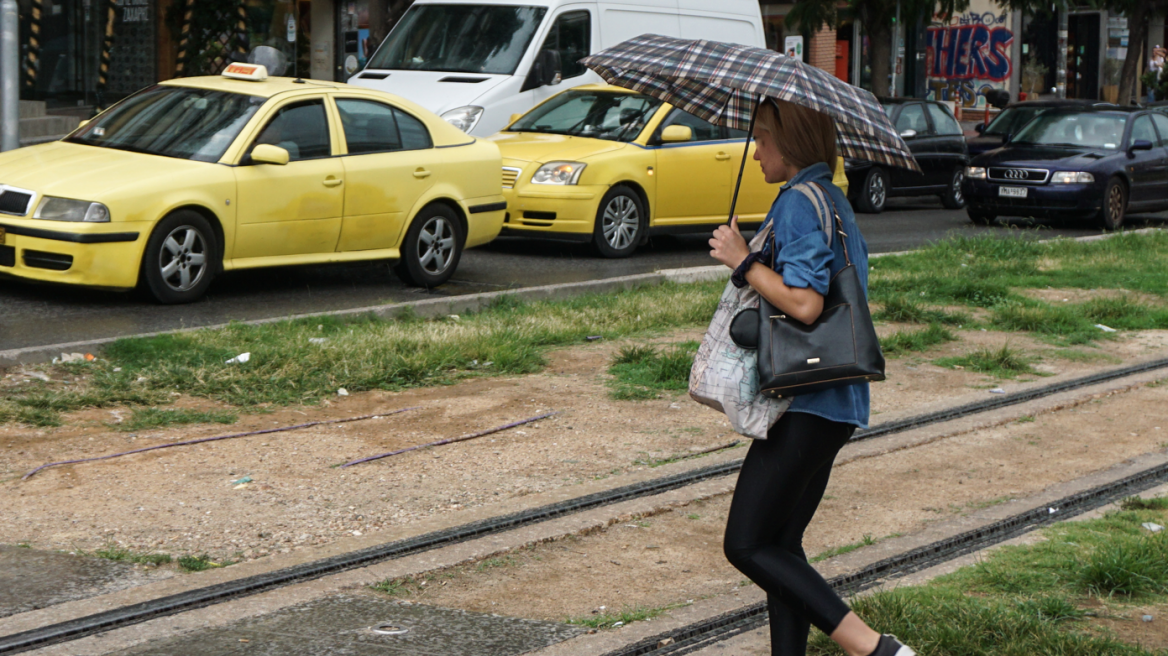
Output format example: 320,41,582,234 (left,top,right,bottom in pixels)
1,197,1165,353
